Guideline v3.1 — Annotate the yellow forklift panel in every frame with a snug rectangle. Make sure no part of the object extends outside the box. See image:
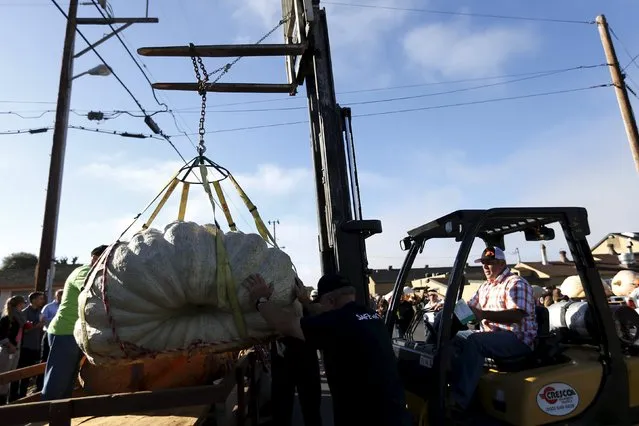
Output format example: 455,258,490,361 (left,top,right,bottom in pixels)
625,356,639,408
477,350,602,426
